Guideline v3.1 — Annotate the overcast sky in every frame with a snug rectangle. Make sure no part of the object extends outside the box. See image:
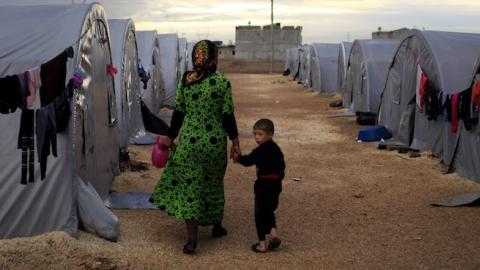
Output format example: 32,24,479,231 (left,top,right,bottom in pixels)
2,0,480,43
